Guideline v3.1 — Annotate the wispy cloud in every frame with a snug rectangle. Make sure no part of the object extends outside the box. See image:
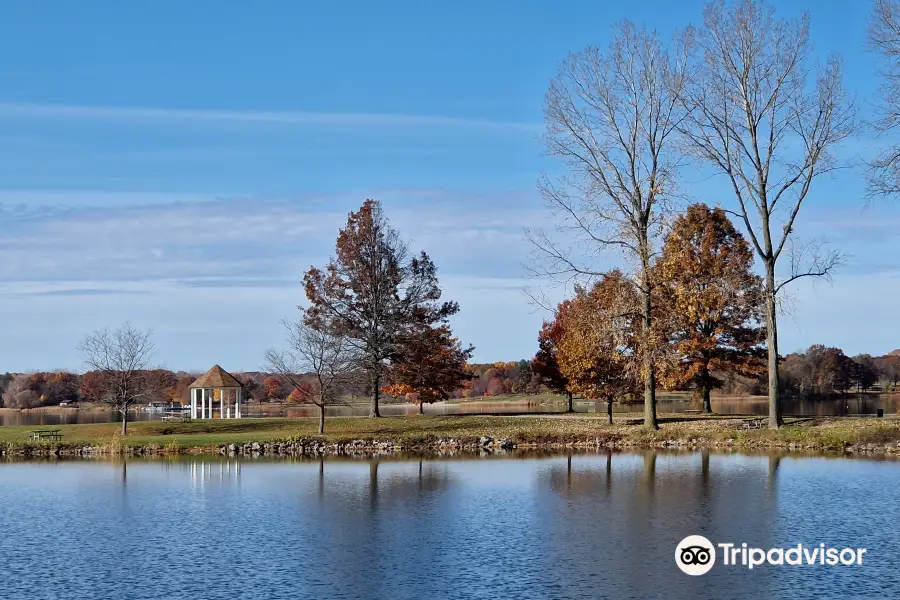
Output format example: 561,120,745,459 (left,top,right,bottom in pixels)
174,277,301,289
2,288,150,298
0,274,552,371
0,102,541,133
0,189,547,285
